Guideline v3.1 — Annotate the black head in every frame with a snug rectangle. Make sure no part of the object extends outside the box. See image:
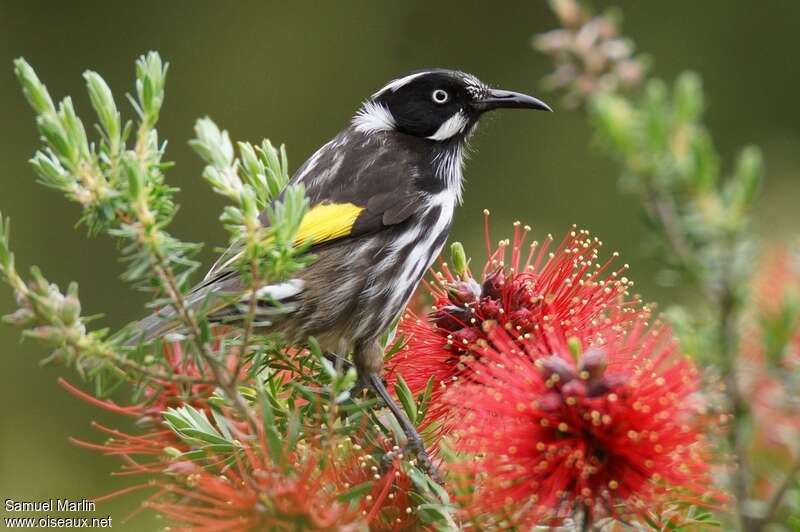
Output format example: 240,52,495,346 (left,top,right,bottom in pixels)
353,69,551,141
